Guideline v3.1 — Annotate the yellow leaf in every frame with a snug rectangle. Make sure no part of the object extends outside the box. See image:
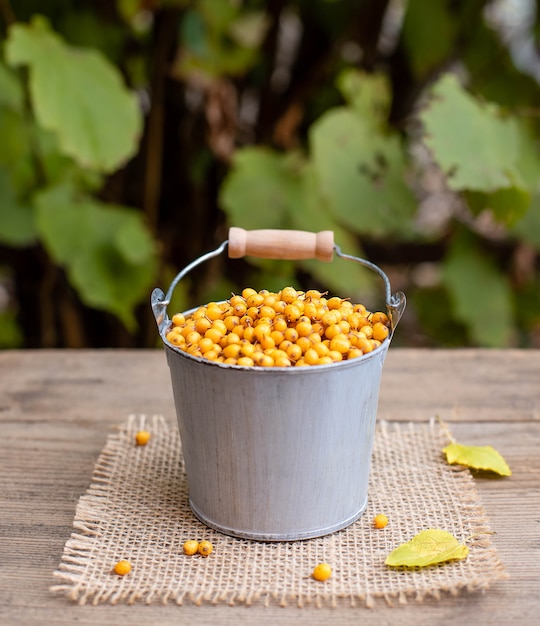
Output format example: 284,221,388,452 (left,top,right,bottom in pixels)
442,442,512,476
385,529,469,568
